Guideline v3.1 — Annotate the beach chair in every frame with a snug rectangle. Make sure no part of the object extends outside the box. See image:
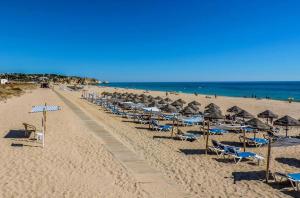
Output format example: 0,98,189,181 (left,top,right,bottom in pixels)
208,140,241,157
150,120,173,132
209,128,228,135
176,131,202,142
23,123,37,138
288,173,300,191
273,172,300,191
225,147,264,164
208,140,226,156
137,116,149,124
239,136,268,147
